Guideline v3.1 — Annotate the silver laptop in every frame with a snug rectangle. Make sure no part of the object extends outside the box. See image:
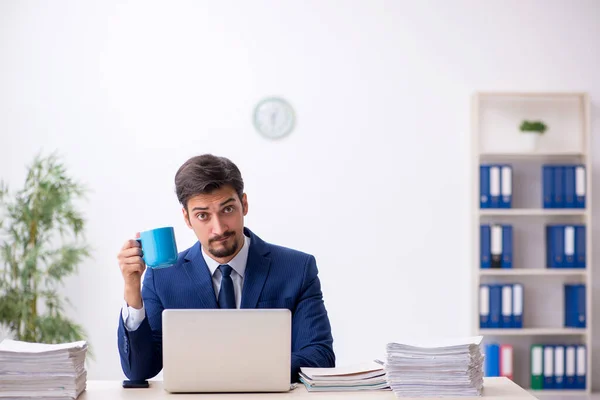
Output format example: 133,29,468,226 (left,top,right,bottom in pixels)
162,309,291,393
